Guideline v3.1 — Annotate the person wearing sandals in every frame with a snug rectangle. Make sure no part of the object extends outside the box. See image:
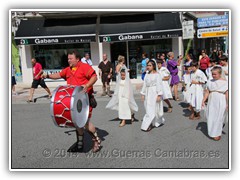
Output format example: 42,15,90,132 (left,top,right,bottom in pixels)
106,63,138,127
157,59,173,113
141,59,165,132
188,61,207,120
27,58,52,103
202,66,228,141
42,50,101,153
